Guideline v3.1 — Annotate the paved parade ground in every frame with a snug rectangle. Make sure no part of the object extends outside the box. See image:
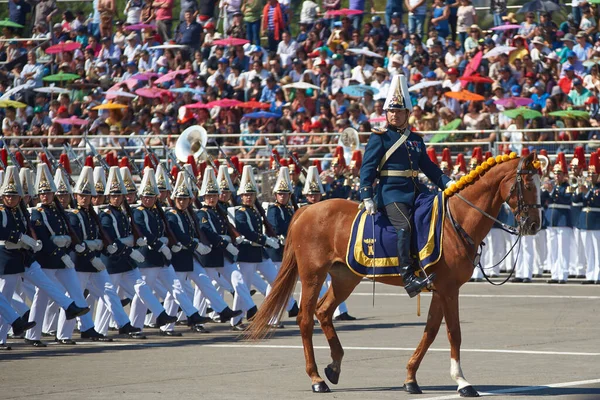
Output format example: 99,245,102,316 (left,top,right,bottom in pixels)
1,279,599,400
